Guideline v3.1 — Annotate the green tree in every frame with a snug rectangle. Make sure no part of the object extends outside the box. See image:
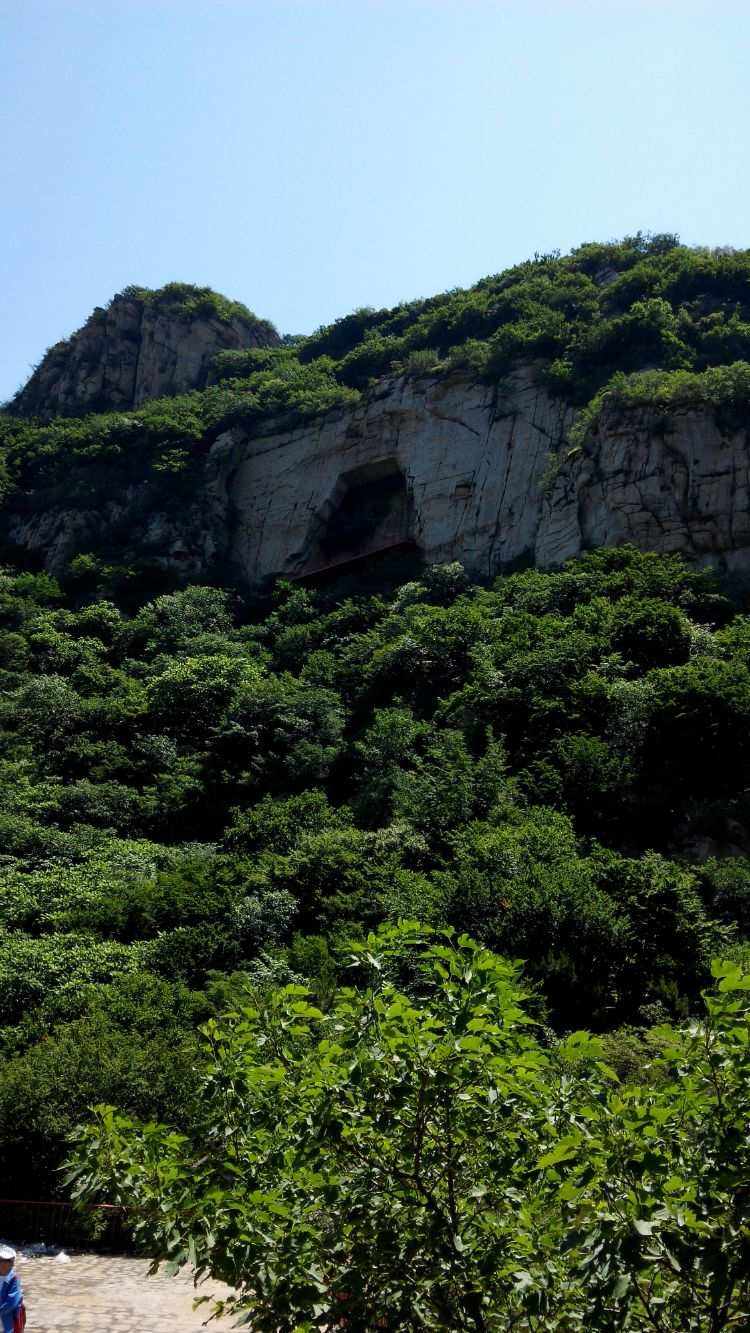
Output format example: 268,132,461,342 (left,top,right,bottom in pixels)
69,927,552,1329
68,932,750,1331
